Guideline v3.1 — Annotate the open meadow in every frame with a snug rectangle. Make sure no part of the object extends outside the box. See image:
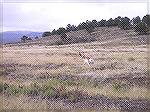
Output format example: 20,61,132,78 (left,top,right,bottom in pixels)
0,33,150,111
